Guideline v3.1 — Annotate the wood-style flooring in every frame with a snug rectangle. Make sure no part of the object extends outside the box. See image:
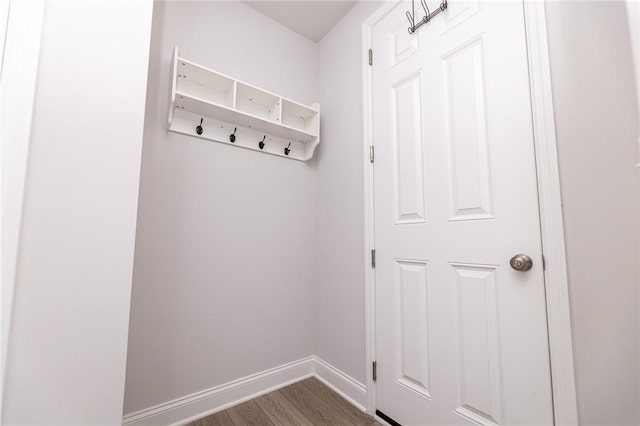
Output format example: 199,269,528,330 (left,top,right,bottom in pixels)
187,377,380,426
